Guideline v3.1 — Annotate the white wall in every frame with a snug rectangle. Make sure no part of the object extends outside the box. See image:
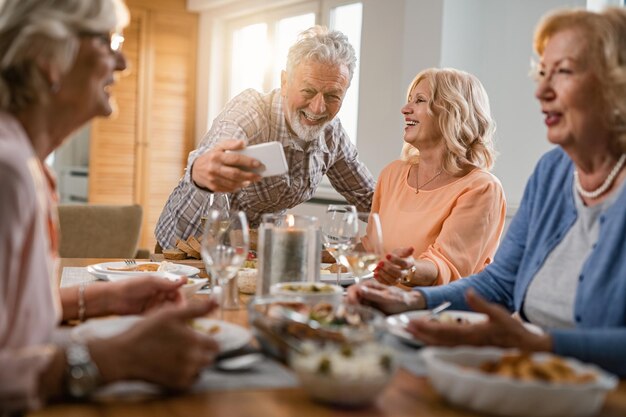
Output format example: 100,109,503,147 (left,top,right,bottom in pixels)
438,0,585,206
